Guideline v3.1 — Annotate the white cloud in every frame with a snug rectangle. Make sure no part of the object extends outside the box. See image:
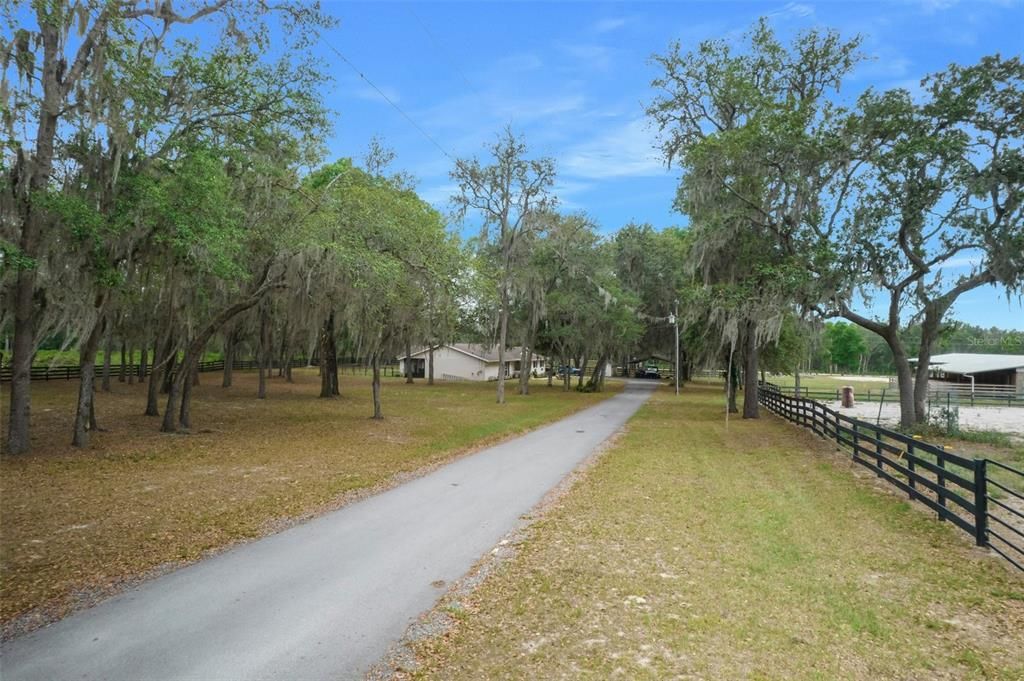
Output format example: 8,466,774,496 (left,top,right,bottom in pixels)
552,179,594,198
592,17,628,33
854,54,913,81
352,84,401,104
769,2,815,19
919,0,960,13
935,255,982,271
417,182,459,208
495,93,586,122
559,43,615,70
887,77,929,103
494,52,544,73
561,119,667,180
